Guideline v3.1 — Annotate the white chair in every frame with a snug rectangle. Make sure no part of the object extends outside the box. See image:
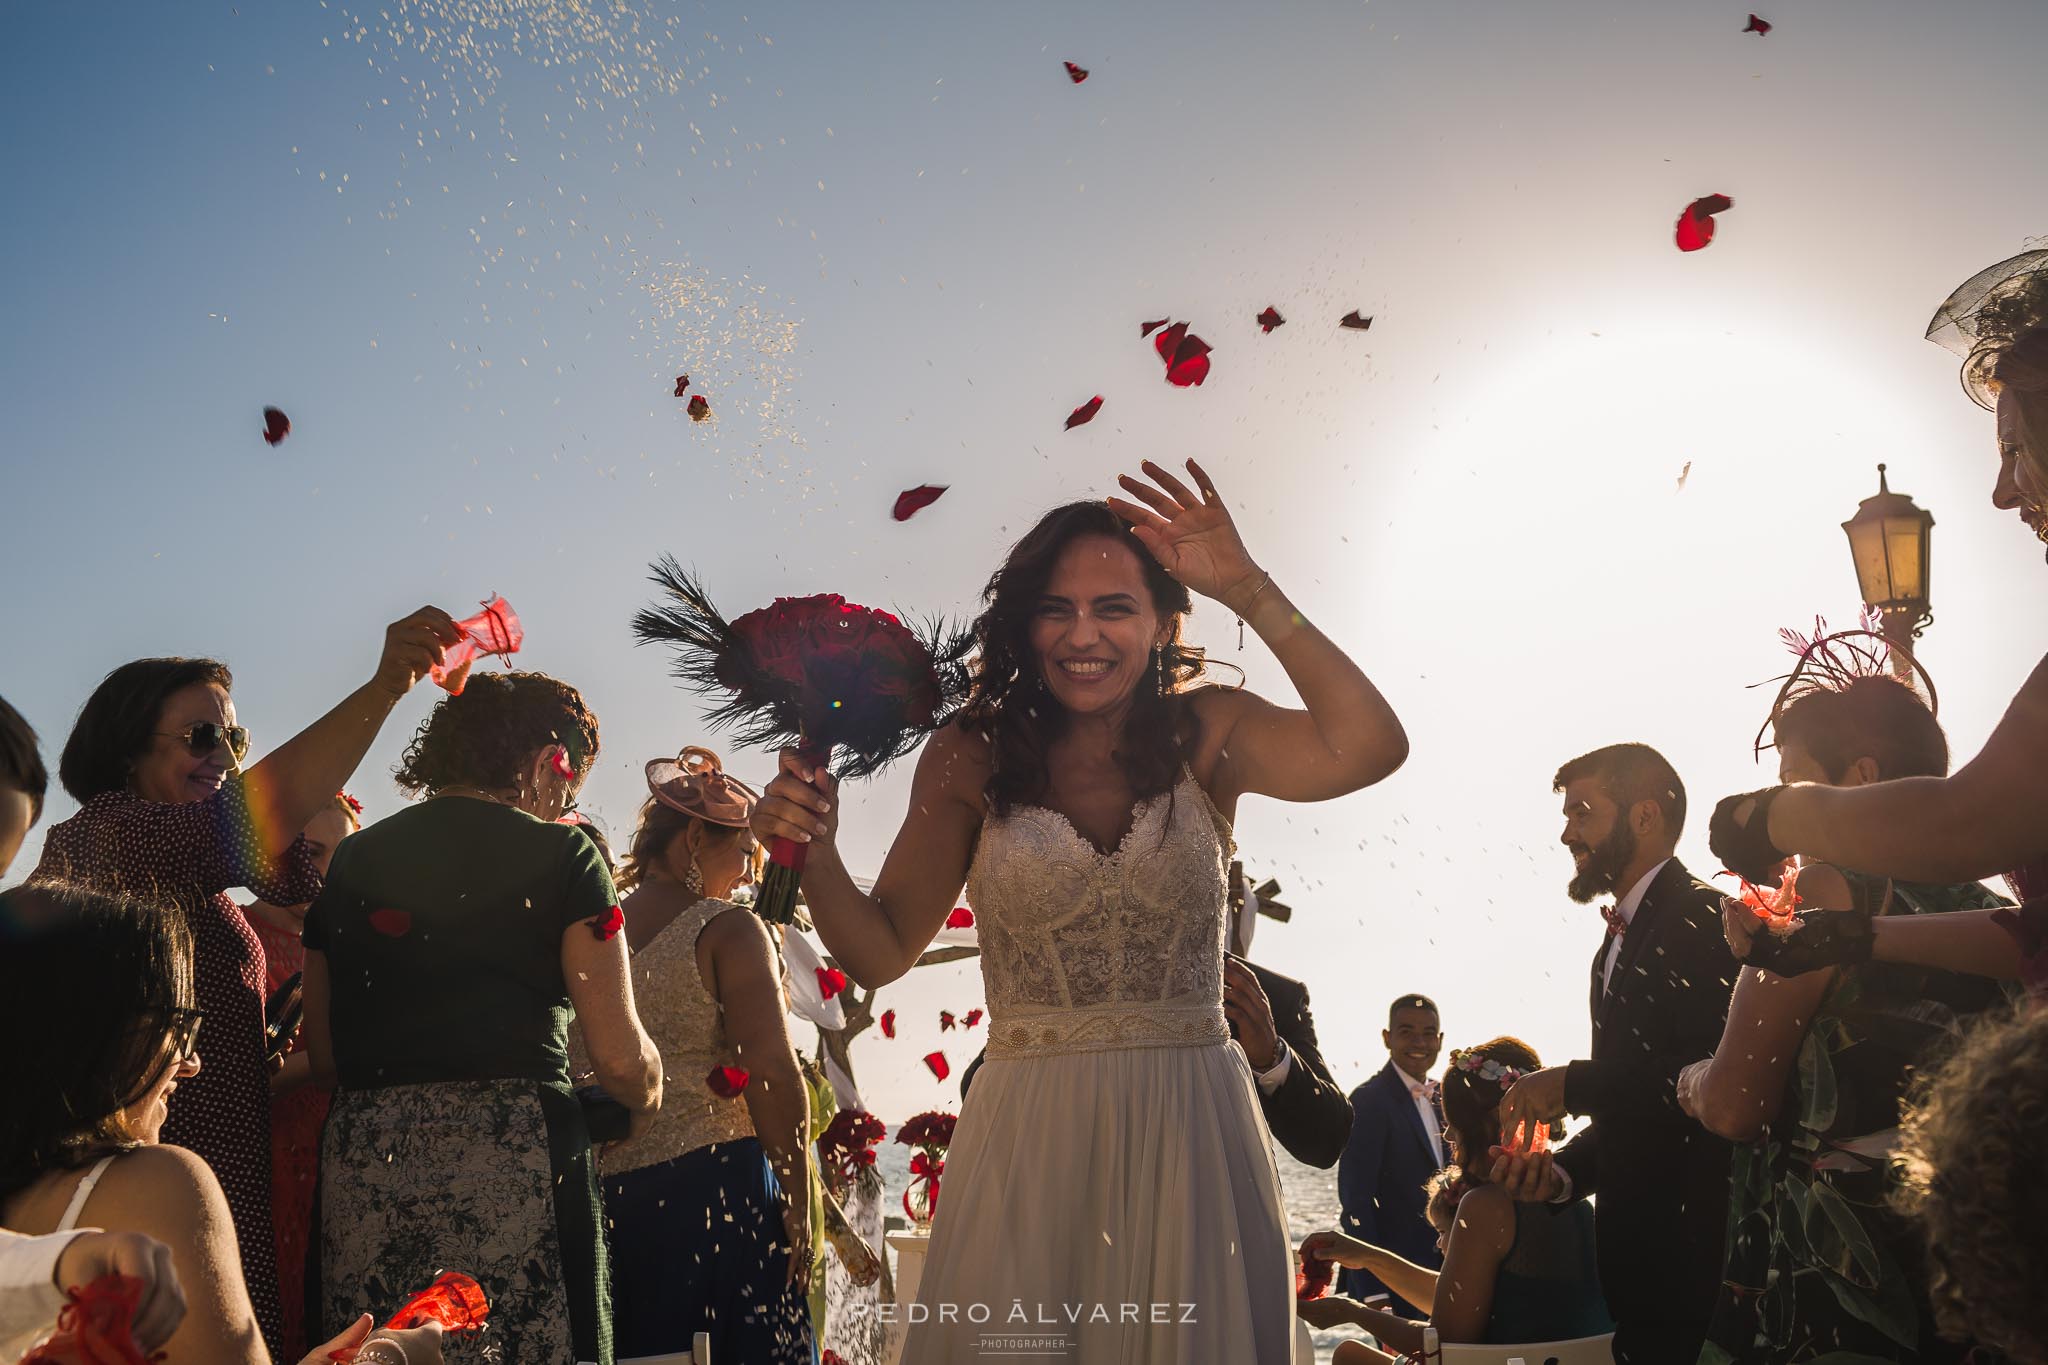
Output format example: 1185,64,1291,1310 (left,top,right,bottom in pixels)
1419,1325,1615,1365
608,1334,712,1365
